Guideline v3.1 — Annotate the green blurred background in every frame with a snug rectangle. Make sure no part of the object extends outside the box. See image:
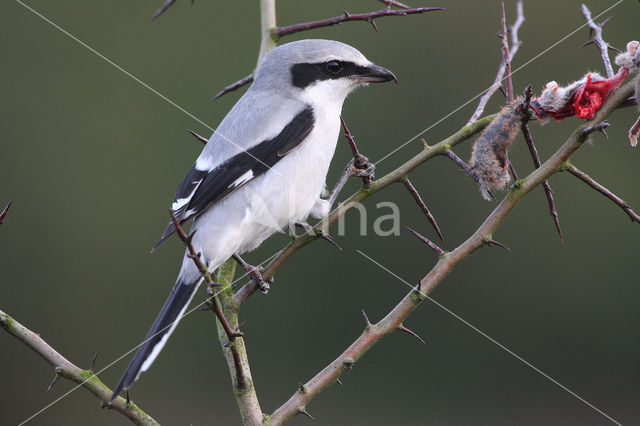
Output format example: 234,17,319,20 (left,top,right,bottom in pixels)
1,0,639,424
